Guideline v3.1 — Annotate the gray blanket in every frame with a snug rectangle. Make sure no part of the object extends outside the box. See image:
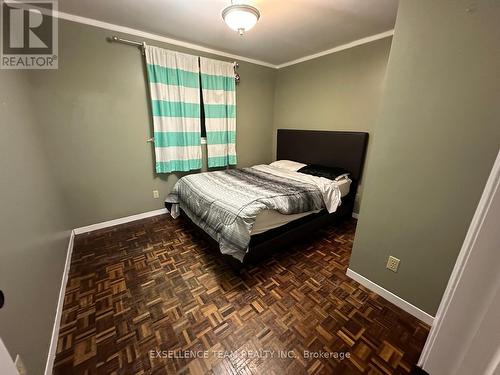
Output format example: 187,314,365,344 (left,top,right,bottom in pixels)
166,165,339,262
